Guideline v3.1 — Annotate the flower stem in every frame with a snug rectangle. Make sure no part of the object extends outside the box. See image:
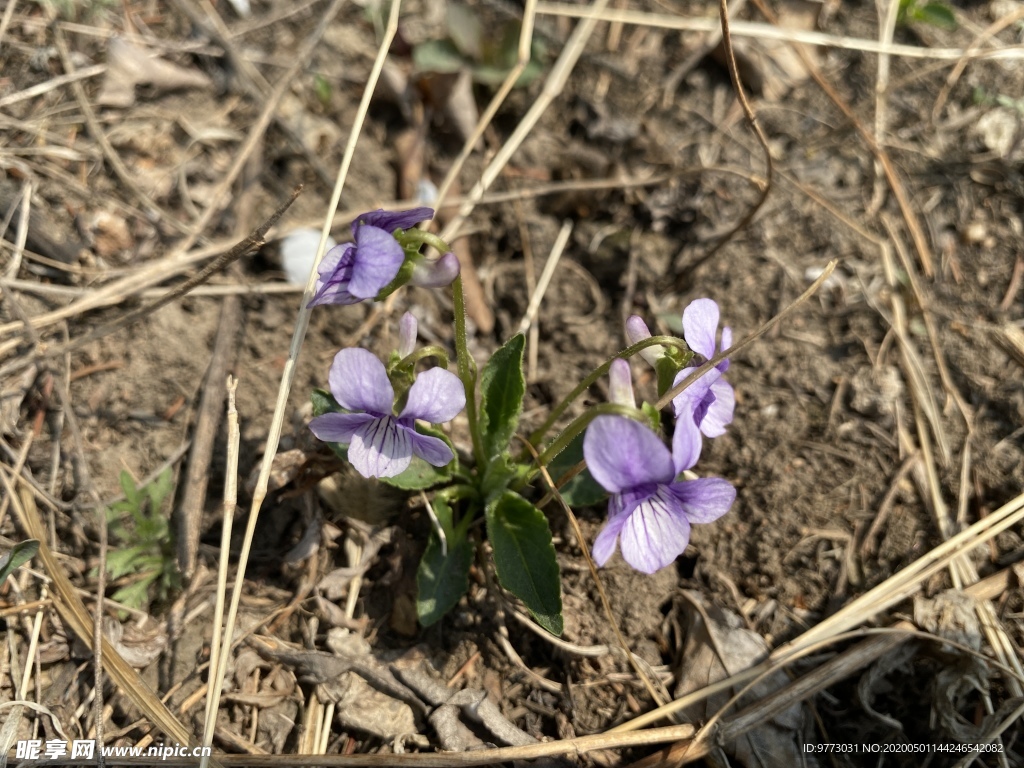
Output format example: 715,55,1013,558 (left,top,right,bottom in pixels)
534,402,647,468
525,336,691,448
399,229,451,254
452,275,485,468
396,345,450,373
